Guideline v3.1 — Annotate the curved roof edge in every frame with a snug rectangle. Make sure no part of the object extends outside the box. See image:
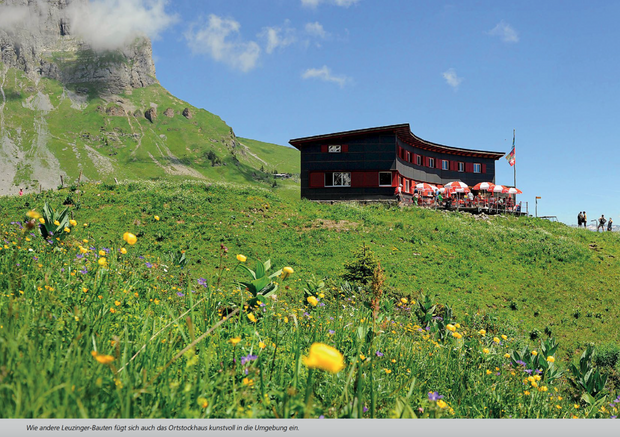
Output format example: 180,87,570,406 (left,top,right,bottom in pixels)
289,123,506,159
